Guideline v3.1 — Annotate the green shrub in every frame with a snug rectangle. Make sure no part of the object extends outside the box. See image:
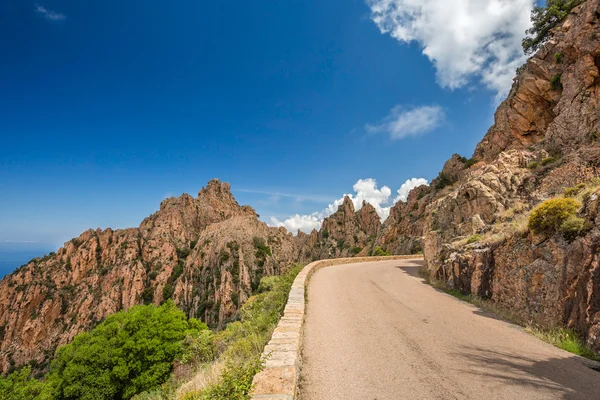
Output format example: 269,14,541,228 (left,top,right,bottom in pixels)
564,183,586,197
522,0,583,54
141,287,154,304
541,156,558,166
527,161,540,169
559,215,586,241
350,246,362,255
44,301,202,400
435,173,453,190
554,51,564,63
187,358,263,400
0,366,46,400
372,246,391,257
550,74,562,90
321,229,329,239
466,234,482,244
176,248,191,260
528,198,580,235
178,328,215,365
253,237,272,258
460,157,478,168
